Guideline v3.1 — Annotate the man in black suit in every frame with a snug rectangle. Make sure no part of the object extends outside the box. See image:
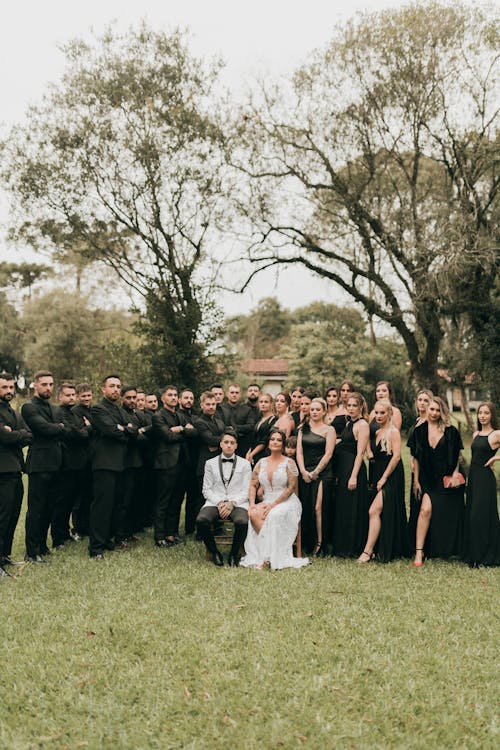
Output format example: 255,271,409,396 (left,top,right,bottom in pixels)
71,383,94,539
21,370,68,563
152,385,195,547
211,383,225,420
145,393,159,413
221,383,258,458
178,388,200,536
53,382,91,549
193,391,226,526
88,374,138,558
0,372,32,575
118,385,149,545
